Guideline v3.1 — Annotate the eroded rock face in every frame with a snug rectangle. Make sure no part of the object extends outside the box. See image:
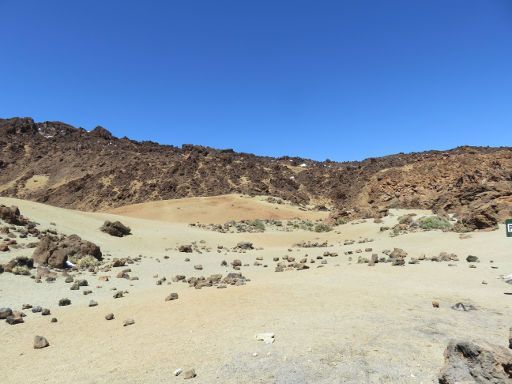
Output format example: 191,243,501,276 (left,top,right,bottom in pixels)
458,208,499,231
32,234,102,268
100,220,131,237
438,340,512,384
